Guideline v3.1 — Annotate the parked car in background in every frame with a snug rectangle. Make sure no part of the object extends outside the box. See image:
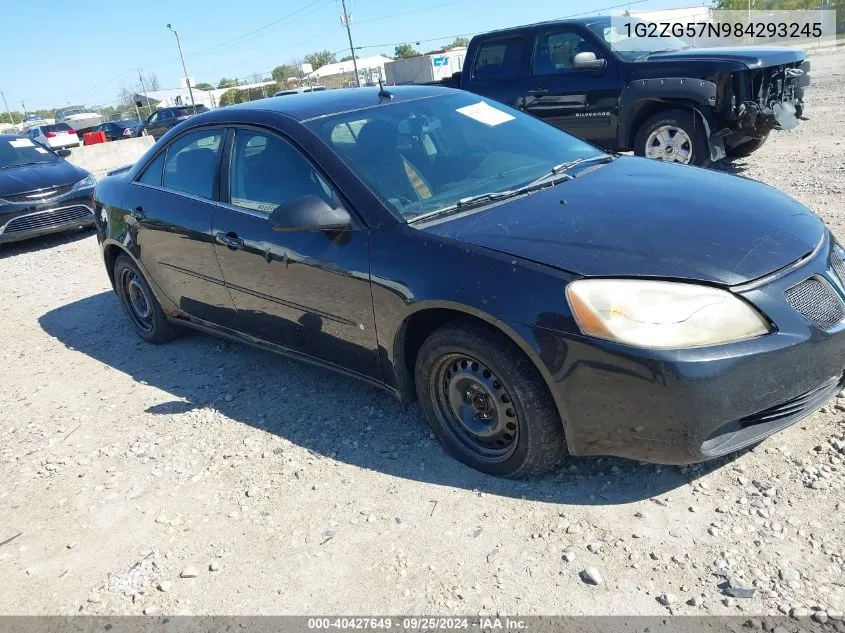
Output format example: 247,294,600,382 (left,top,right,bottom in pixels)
95,119,145,141
26,123,81,150
94,87,842,478
142,105,209,140
0,135,96,244
273,86,327,96
55,105,103,135
441,16,810,165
